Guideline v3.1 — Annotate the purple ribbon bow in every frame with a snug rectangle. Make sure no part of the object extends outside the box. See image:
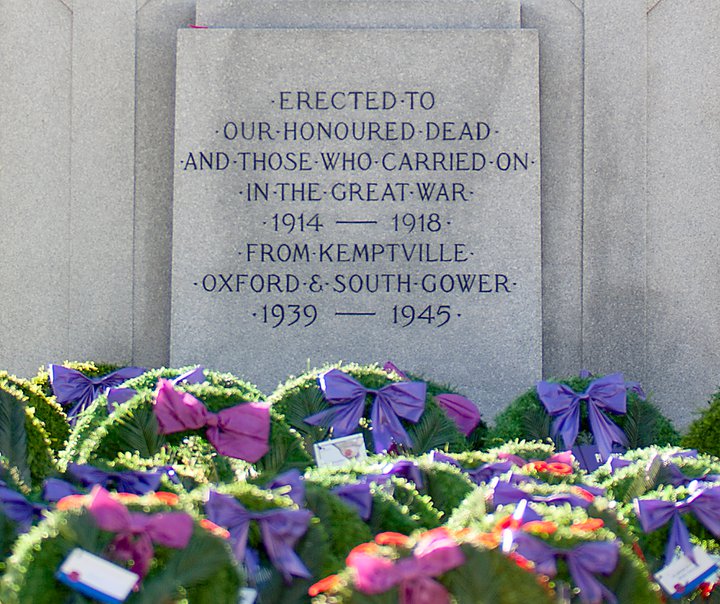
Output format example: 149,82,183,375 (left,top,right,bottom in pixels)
49,364,146,422
67,463,162,495
205,490,312,582
579,370,646,401
106,366,206,413
43,478,82,502
537,373,629,461
664,463,720,488
304,369,426,453
265,469,305,506
492,480,591,509
0,485,45,531
88,486,193,578
431,451,516,485
153,379,270,462
332,482,373,520
505,531,619,604
382,361,480,436
635,485,720,565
